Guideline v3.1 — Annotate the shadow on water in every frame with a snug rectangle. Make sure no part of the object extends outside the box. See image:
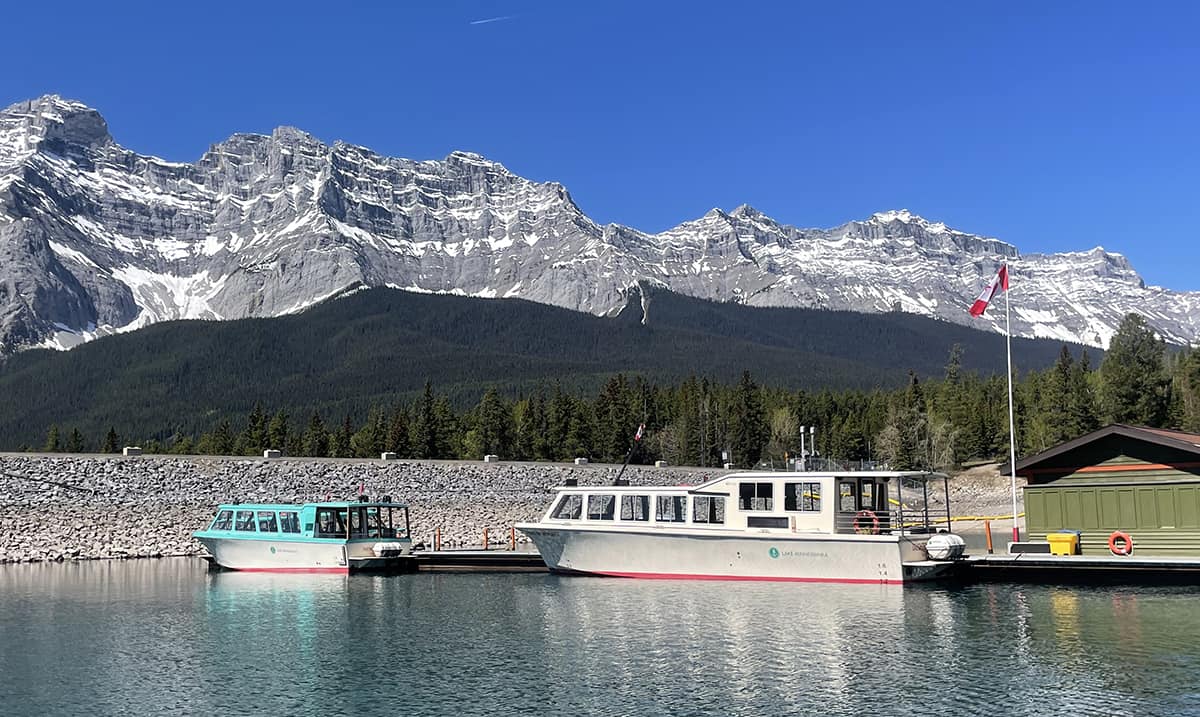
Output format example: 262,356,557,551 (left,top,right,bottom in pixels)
2,560,1200,716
